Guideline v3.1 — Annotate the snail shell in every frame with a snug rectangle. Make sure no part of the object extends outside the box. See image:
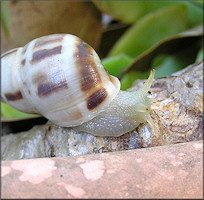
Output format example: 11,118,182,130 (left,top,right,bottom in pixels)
1,34,155,137
1,34,120,127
